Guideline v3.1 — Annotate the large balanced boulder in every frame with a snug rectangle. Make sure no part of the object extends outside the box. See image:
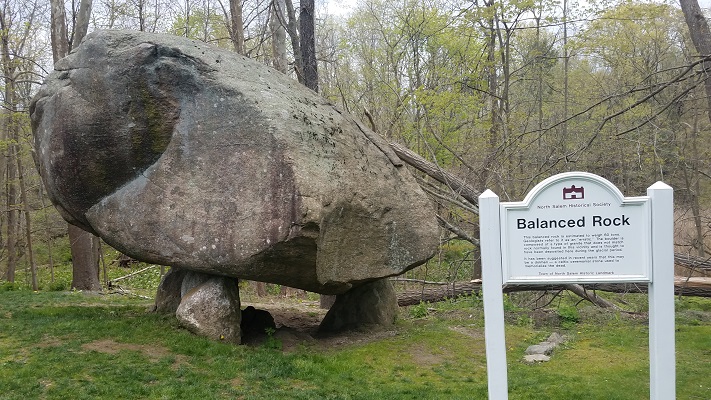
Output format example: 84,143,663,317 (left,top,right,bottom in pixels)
31,30,438,295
